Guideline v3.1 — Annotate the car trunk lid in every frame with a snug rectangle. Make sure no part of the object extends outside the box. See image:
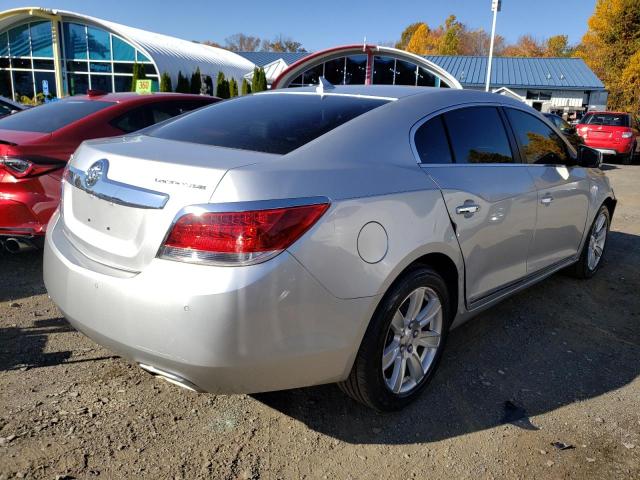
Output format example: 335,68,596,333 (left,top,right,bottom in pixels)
60,135,279,272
